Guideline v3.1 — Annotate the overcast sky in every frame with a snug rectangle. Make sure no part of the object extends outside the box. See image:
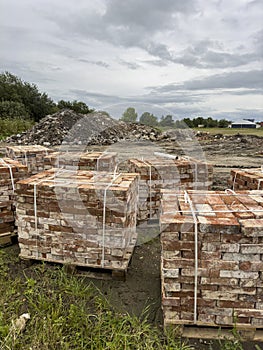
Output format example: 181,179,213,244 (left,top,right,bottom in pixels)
0,0,262,121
